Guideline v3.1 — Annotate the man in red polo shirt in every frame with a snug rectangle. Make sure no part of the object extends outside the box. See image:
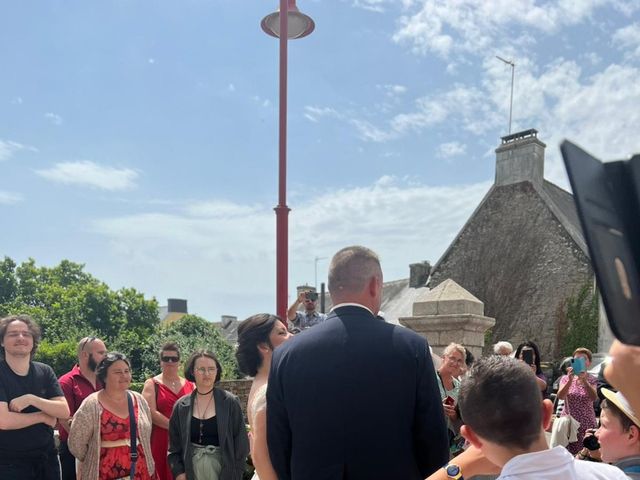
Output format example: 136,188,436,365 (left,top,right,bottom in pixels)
57,336,107,480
